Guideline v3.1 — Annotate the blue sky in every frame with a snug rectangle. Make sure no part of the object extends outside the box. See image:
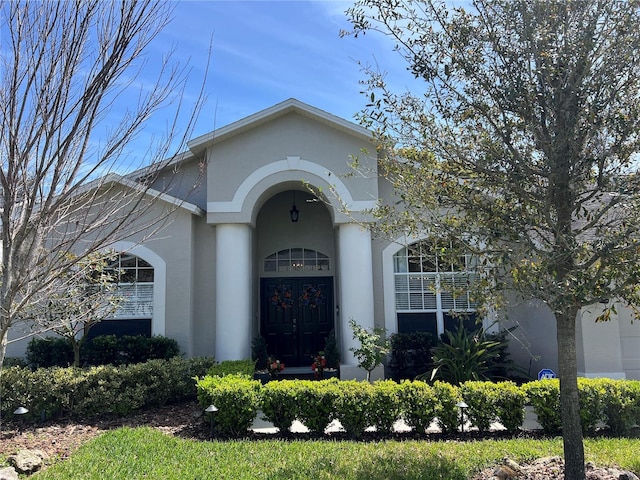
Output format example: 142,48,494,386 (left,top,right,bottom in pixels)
133,0,419,162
